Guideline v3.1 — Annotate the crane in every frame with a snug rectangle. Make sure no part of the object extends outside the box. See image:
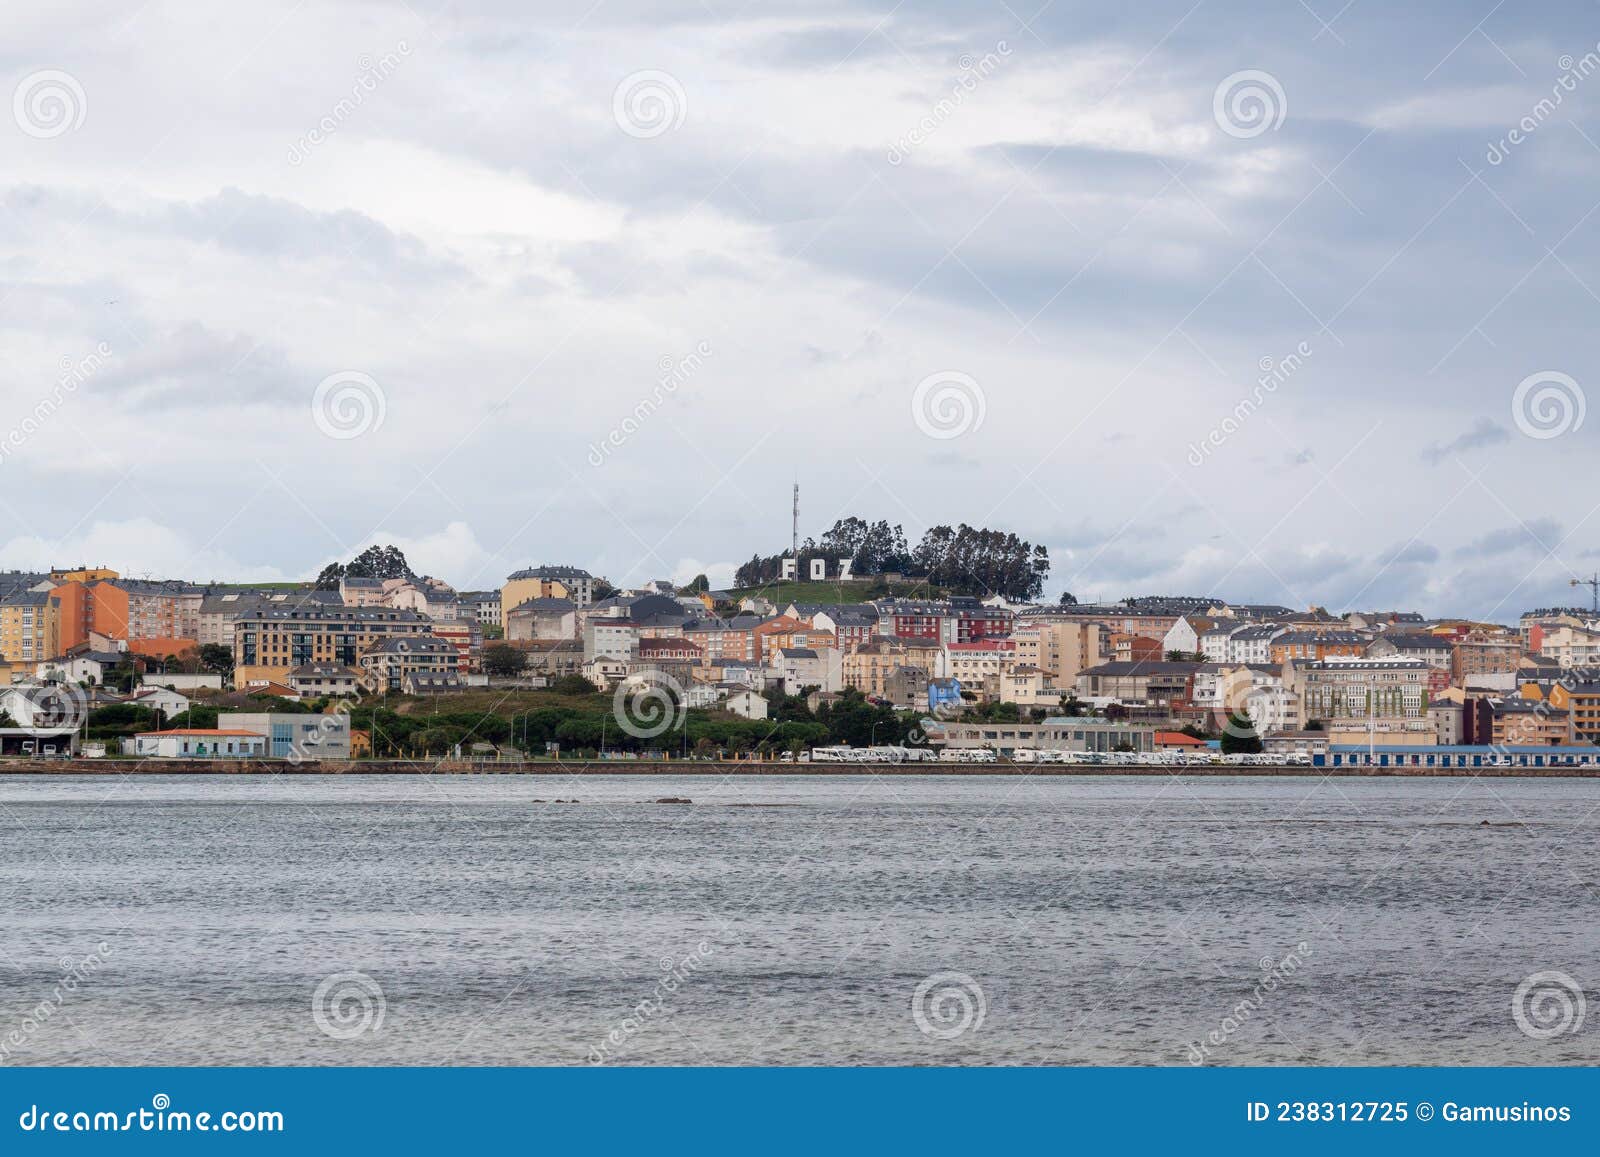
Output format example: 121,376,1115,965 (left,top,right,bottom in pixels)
1571,573,1600,614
